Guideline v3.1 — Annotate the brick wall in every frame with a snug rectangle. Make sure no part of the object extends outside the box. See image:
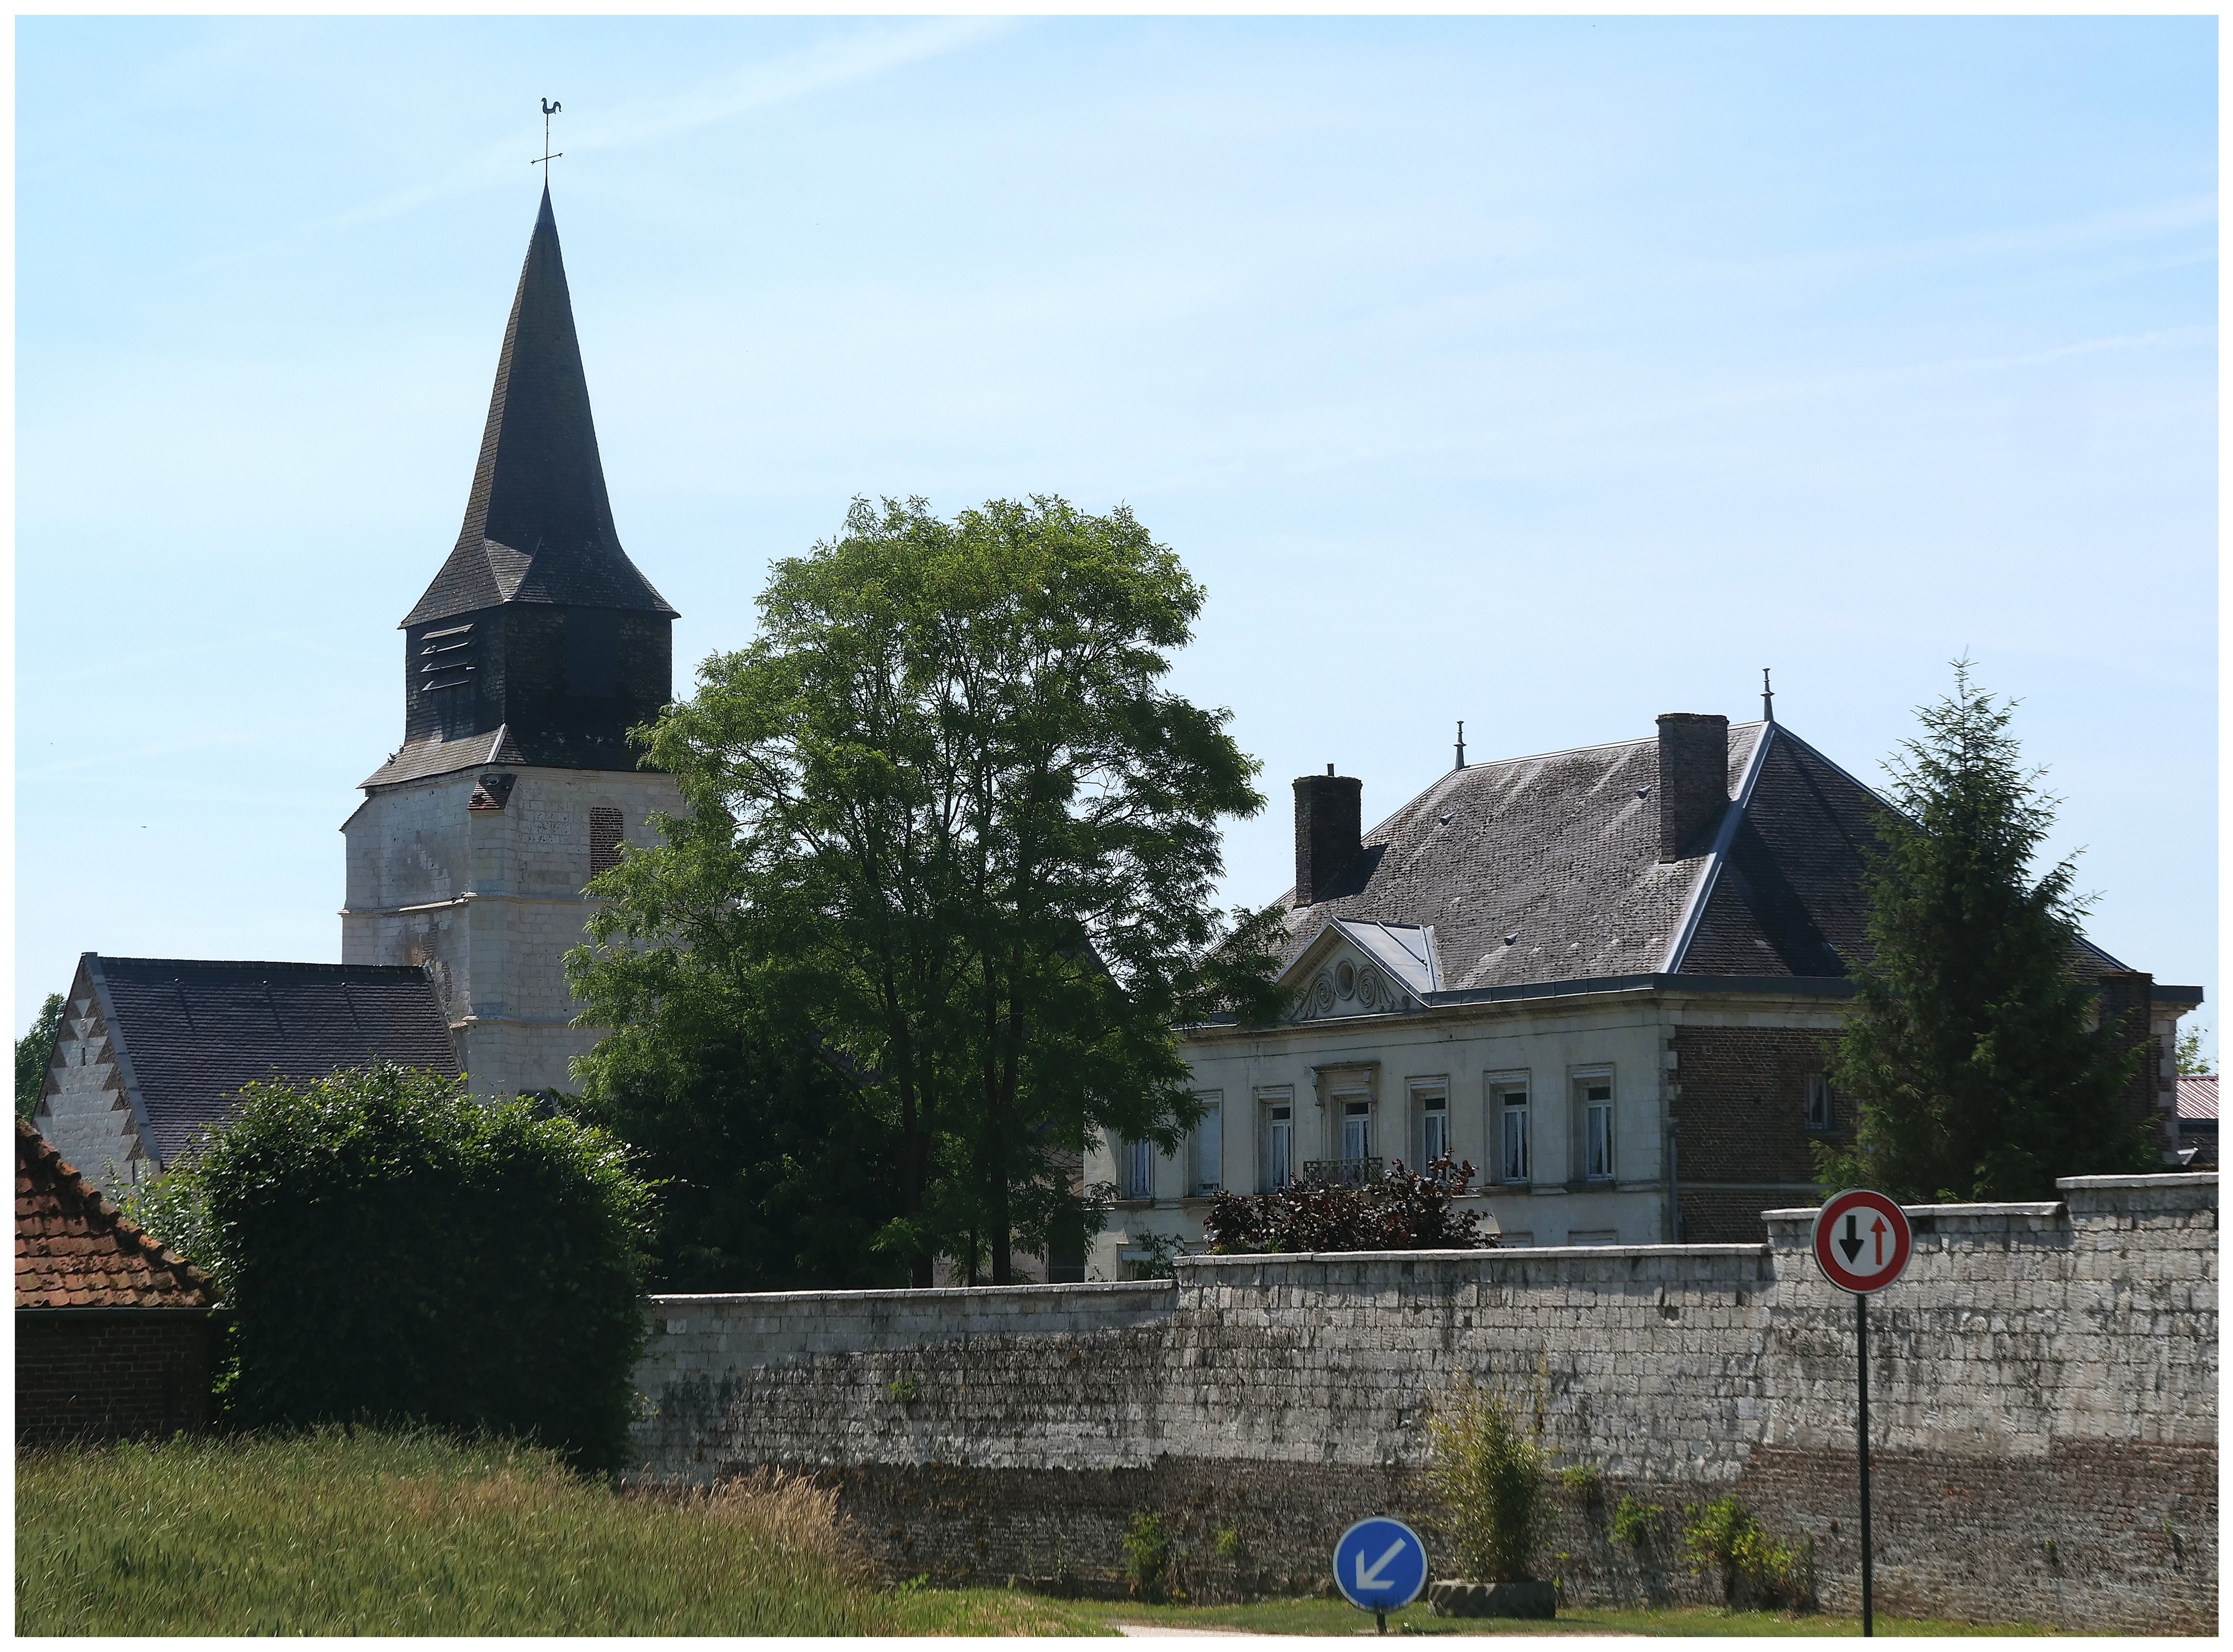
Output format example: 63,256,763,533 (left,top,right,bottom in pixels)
1673,1025,1840,1241
16,1313,217,1445
630,1175,2217,1634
